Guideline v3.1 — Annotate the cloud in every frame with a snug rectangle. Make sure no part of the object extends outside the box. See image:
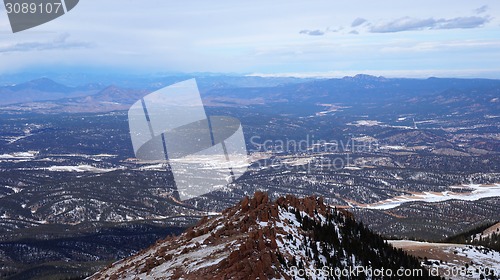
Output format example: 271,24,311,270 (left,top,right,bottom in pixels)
0,33,91,53
351,18,367,27
349,30,359,35
300,26,344,36
475,5,488,14
381,40,500,53
436,16,490,29
369,16,489,33
299,29,325,36
326,26,343,33
370,17,436,33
